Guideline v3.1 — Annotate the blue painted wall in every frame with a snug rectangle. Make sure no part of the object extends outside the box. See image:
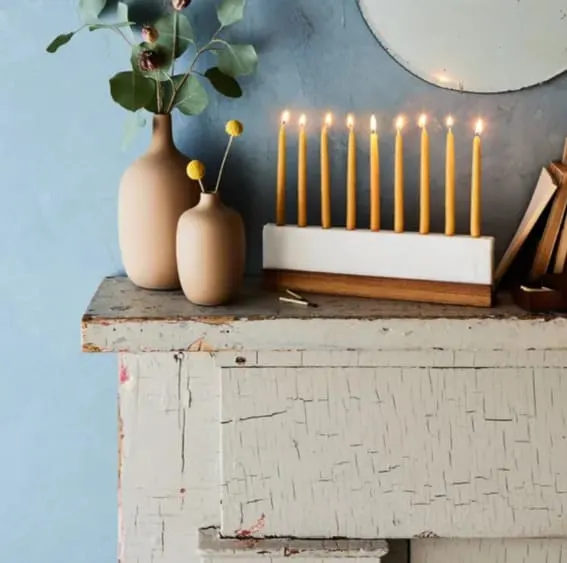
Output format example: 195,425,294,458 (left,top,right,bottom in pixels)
3,0,567,561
